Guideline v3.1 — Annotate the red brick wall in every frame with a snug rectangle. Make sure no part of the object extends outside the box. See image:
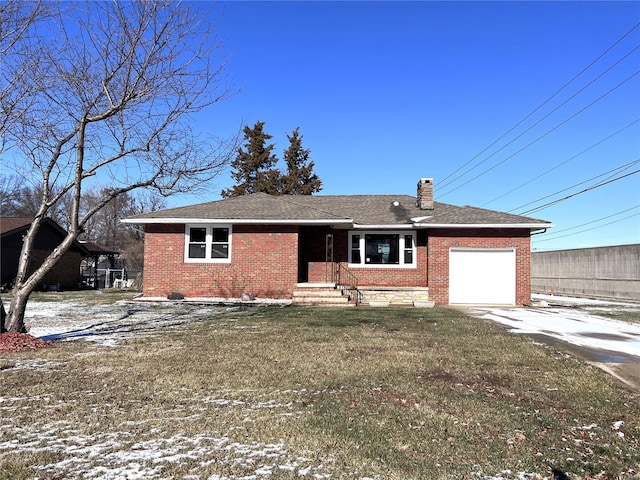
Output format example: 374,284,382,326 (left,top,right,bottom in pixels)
307,230,428,287
142,224,532,304
427,229,531,305
345,239,428,287
143,224,299,299
308,262,335,283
